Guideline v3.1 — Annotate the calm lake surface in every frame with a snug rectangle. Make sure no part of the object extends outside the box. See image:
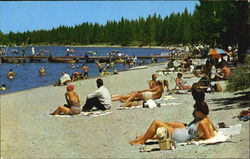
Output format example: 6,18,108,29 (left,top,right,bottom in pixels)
0,46,168,94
